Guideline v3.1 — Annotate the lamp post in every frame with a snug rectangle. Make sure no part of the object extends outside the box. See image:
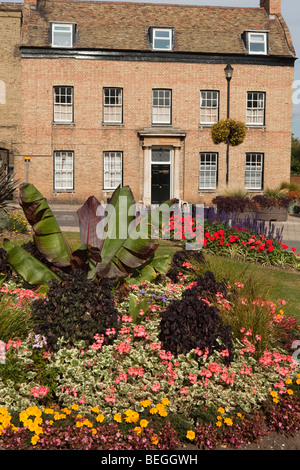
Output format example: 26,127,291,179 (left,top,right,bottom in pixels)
224,64,234,185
